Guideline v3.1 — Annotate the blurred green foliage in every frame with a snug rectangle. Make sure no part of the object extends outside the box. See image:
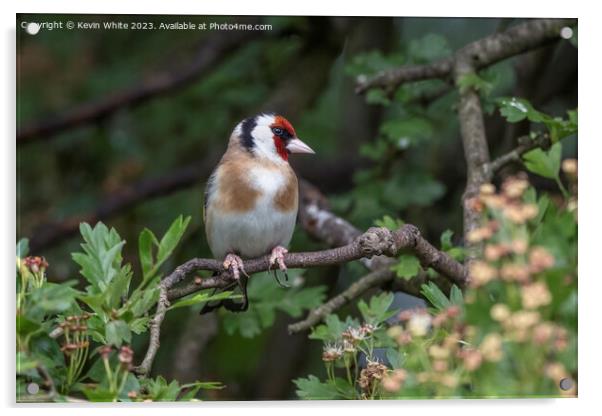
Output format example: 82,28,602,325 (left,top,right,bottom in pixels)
17,15,577,401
